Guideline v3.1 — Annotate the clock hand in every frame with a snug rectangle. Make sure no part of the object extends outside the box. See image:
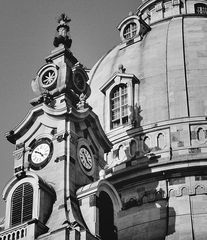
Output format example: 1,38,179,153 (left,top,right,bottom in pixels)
83,152,91,165
35,151,44,157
